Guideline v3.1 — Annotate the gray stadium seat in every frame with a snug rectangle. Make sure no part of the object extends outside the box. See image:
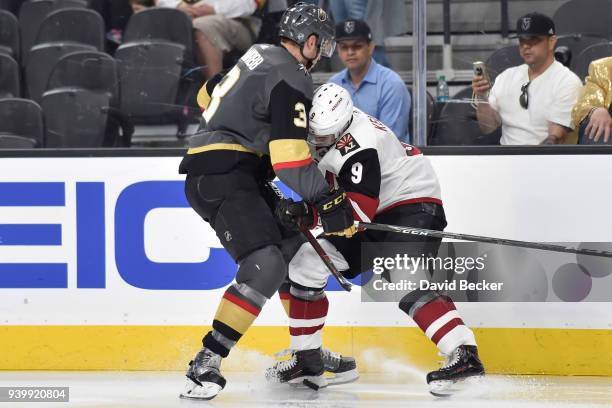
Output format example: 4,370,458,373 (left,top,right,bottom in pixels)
34,8,104,50
430,86,501,146
572,42,612,80
47,50,119,105
123,7,193,63
555,35,609,75
115,41,184,121
53,0,87,9
485,45,522,82
0,53,19,98
0,134,38,148
554,0,612,39
0,98,44,146
42,87,133,147
18,0,54,61
41,88,111,147
0,10,19,60
25,42,96,101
